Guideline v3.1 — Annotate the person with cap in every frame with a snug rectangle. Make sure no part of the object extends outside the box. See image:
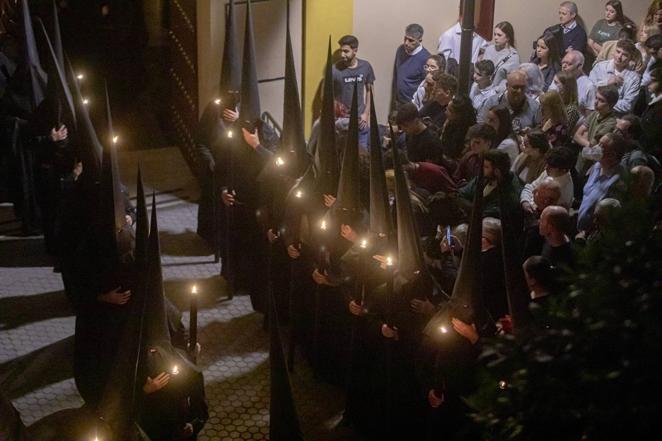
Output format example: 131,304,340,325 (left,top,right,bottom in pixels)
392,23,431,110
